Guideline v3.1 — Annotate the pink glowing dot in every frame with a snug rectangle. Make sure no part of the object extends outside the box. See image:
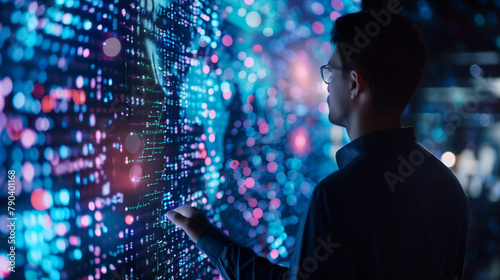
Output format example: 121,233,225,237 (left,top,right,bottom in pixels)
55,223,68,236
245,177,255,189
331,0,344,11
88,201,95,211
222,35,233,47
209,134,215,142
211,54,219,63
259,122,269,134
69,236,79,246
0,76,13,96
203,65,210,74
253,208,263,219
205,157,211,165
0,255,12,278
22,162,35,182
125,215,134,225
238,186,246,194
21,128,37,148
81,215,91,227
95,199,103,209
95,130,101,143
209,110,216,119
76,76,84,88
270,198,281,209
330,11,342,21
243,167,251,176
41,214,53,229
244,57,254,68
295,134,307,149
31,188,53,211
246,137,255,147
83,48,90,58
216,192,223,199
312,21,325,35
250,217,259,226
223,90,232,100
270,249,279,259
95,211,102,221
252,44,262,53
267,162,278,173
248,198,258,207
